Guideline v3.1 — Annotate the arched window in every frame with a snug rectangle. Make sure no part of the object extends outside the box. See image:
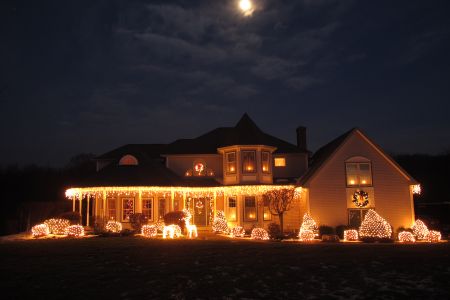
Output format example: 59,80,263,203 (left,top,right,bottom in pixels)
345,156,372,186
119,154,139,166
